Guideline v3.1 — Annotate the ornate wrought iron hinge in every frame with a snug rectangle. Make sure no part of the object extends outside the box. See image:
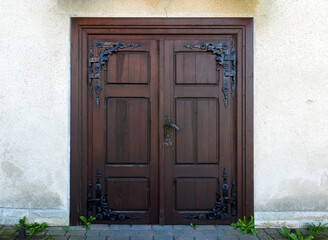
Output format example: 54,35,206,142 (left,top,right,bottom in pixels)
184,41,236,107
88,41,142,107
184,168,237,221
87,169,140,221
